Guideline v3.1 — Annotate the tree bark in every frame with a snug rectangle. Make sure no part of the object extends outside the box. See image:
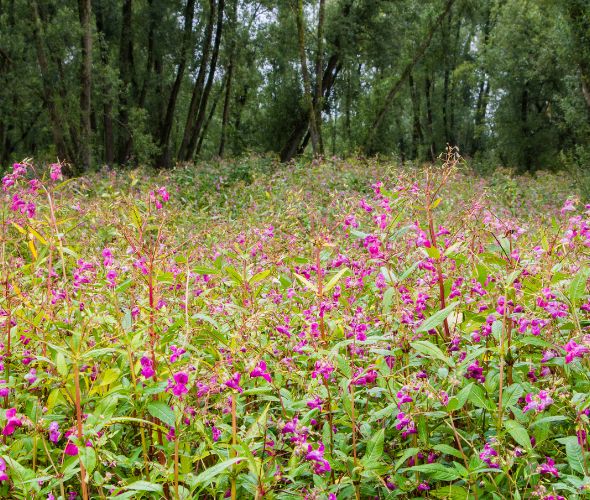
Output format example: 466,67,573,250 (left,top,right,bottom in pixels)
78,0,92,171
30,1,72,164
295,0,319,155
219,0,237,158
157,0,197,167
95,4,114,166
178,0,217,161
184,0,225,160
117,0,135,163
314,0,326,154
424,75,436,160
367,0,455,151
409,72,423,159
